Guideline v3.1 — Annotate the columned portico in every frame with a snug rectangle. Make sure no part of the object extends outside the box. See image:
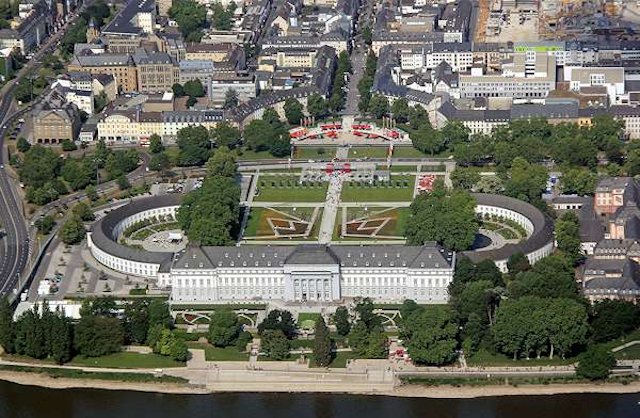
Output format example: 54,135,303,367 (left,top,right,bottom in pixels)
283,265,341,302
